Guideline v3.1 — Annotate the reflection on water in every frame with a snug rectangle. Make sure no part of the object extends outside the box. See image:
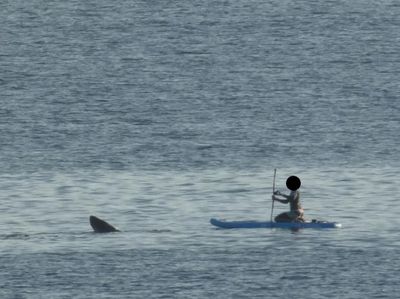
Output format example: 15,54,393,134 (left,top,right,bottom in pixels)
1,166,398,253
